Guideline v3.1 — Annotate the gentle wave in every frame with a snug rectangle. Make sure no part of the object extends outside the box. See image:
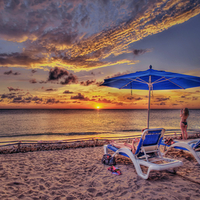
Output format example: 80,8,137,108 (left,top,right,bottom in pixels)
0,128,198,138
0,131,110,138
